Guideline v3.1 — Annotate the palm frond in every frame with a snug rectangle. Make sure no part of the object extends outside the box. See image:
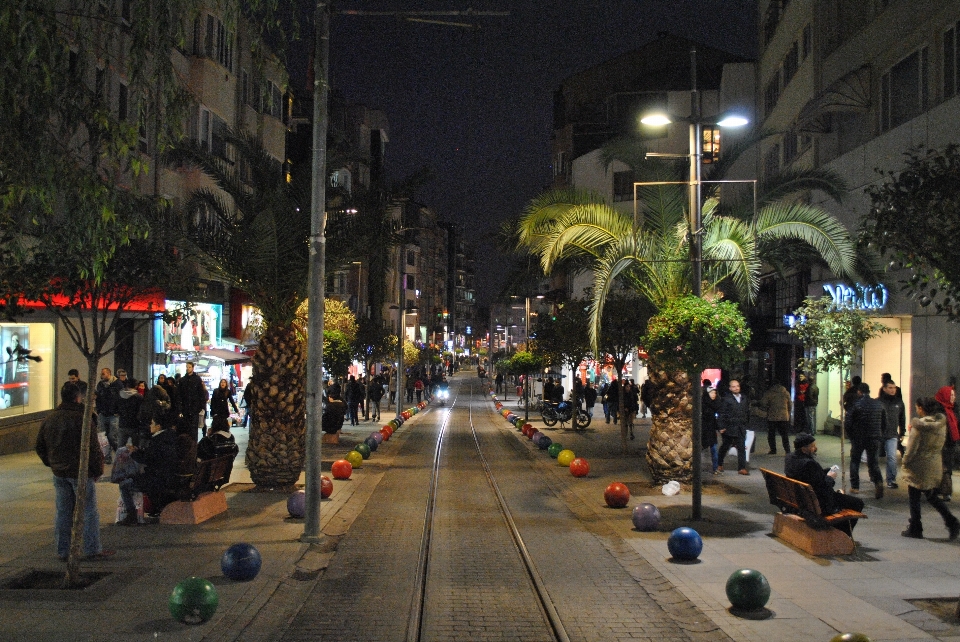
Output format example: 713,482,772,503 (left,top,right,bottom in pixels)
702,216,760,301
753,202,856,279
758,167,848,208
